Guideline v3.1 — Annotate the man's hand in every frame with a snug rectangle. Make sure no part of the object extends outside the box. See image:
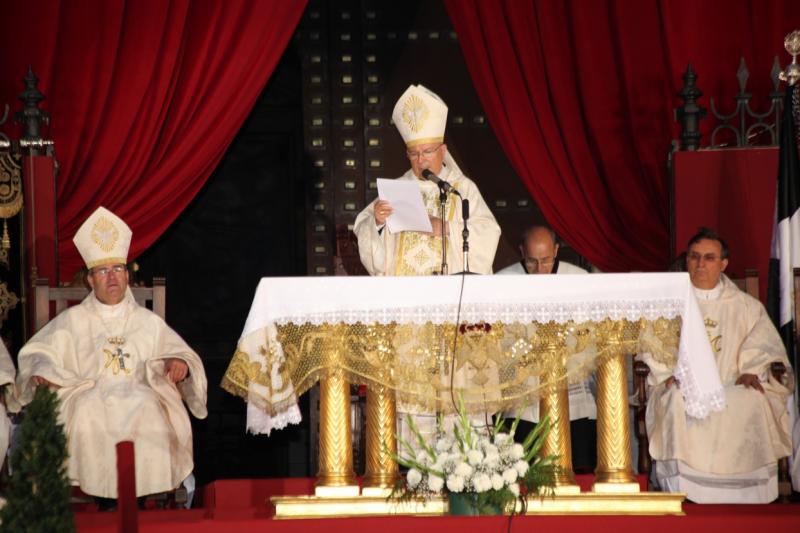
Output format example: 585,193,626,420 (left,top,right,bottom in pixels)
735,373,764,393
665,376,680,389
427,216,448,237
373,200,394,226
32,375,56,388
165,358,189,383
